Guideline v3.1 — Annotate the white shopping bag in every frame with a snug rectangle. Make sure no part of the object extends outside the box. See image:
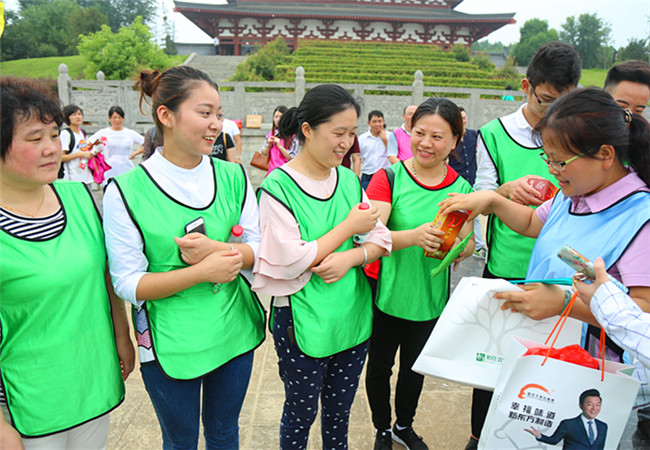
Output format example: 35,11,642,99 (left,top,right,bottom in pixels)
479,337,639,449
412,277,581,391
